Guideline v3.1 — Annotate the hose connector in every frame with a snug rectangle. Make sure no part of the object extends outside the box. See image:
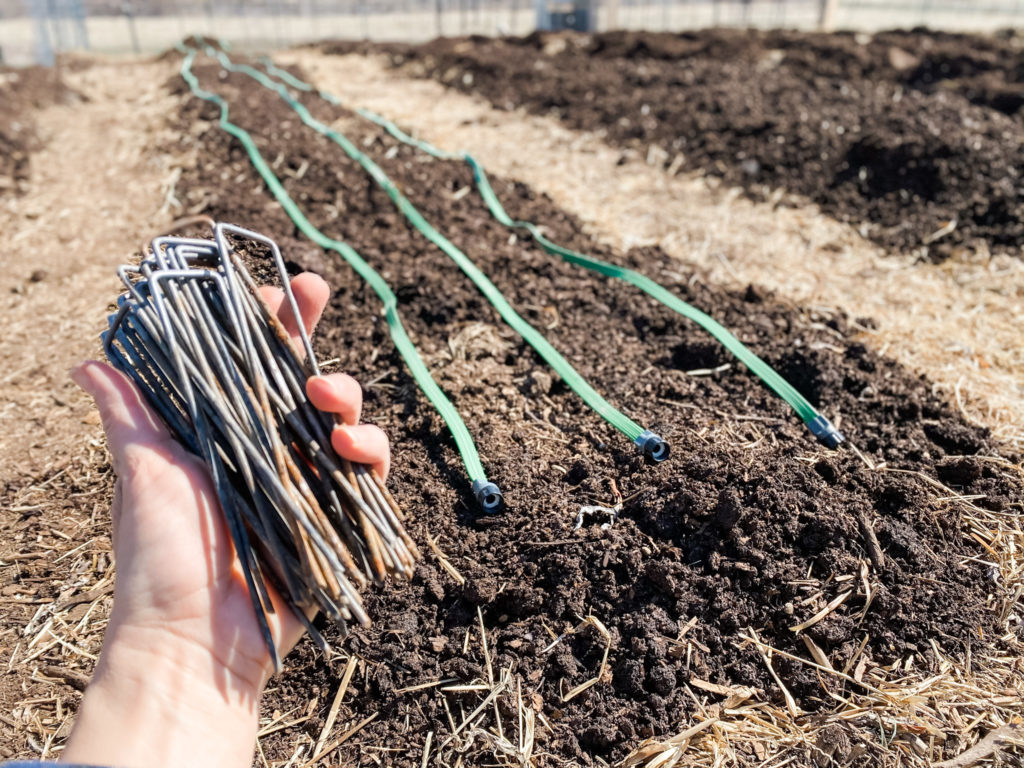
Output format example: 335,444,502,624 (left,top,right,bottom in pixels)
808,415,845,449
471,479,504,514
635,430,670,463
